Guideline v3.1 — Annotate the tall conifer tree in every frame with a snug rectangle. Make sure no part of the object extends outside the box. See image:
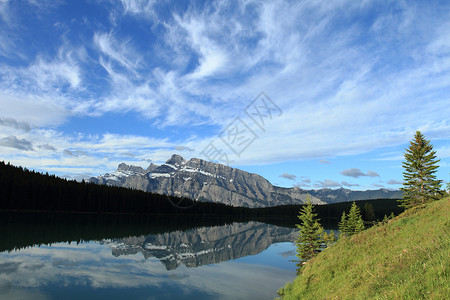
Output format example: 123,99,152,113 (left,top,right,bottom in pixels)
295,196,324,264
400,131,442,208
339,202,364,236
